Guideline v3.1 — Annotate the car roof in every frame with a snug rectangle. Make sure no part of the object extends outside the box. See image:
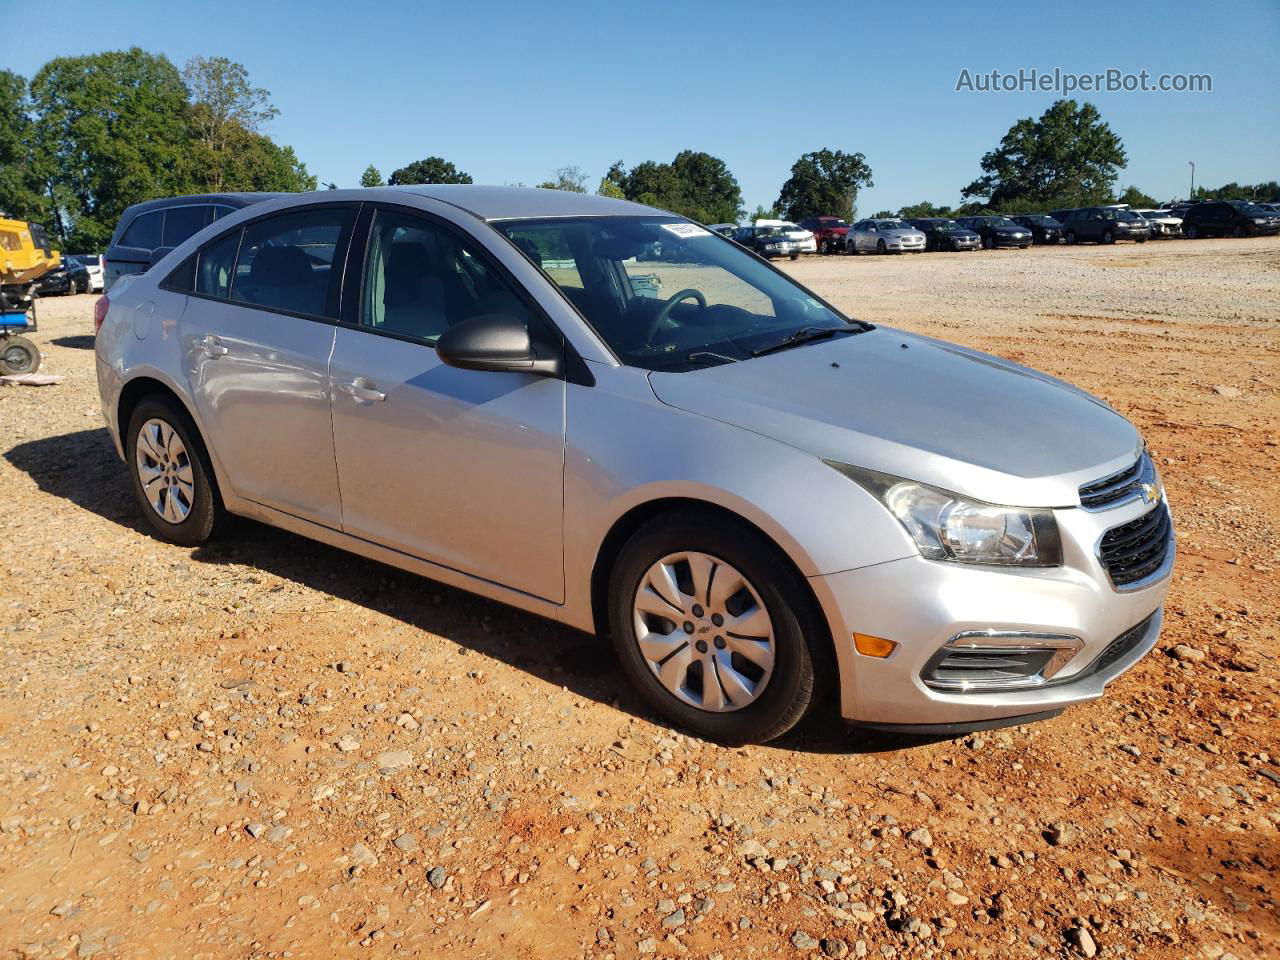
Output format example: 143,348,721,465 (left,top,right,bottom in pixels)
121,192,283,216
375,184,663,221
